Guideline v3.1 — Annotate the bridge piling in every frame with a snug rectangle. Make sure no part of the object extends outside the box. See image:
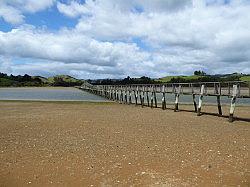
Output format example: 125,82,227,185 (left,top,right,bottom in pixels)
174,85,181,112
162,85,166,110
146,86,150,107
215,83,222,116
154,85,157,108
197,84,205,116
229,84,238,122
